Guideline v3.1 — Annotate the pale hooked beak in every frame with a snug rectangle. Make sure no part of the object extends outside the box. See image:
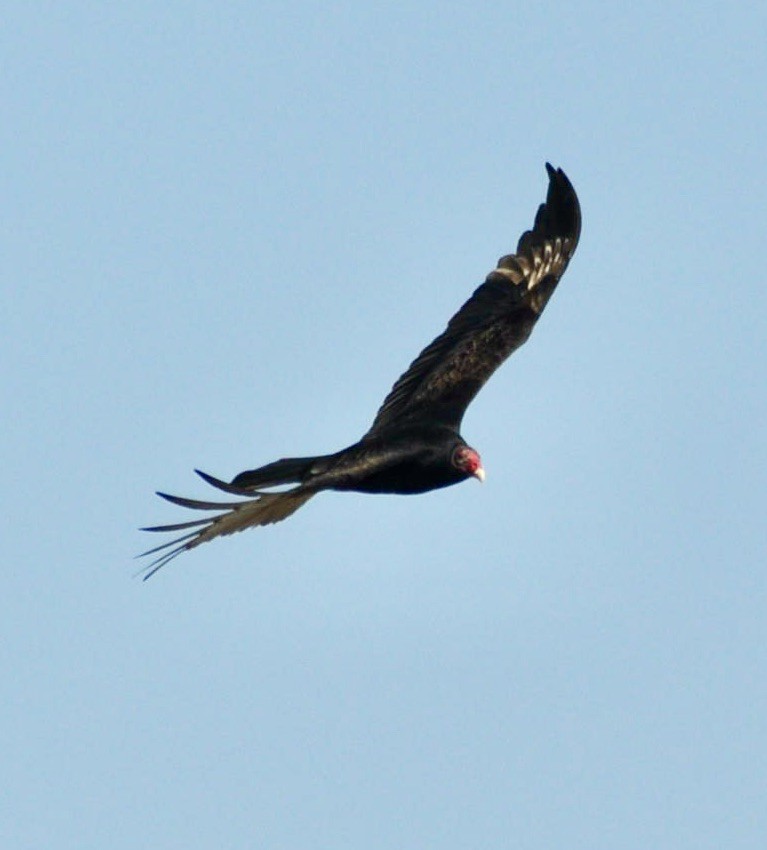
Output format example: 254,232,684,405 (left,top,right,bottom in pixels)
473,466,486,483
